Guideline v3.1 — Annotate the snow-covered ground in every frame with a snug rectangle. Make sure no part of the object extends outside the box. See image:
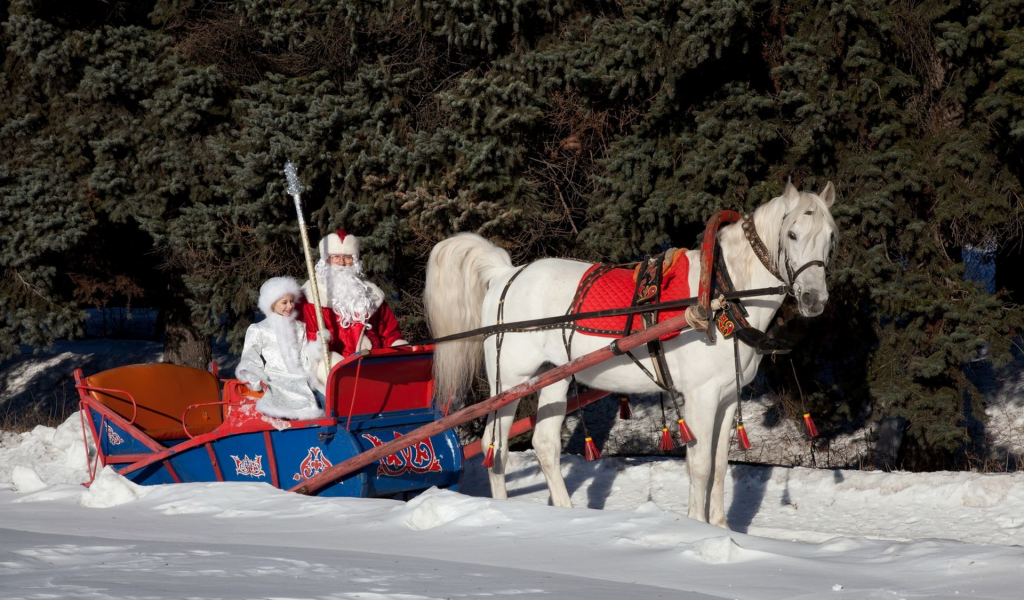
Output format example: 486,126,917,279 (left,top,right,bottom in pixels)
2,415,1022,600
